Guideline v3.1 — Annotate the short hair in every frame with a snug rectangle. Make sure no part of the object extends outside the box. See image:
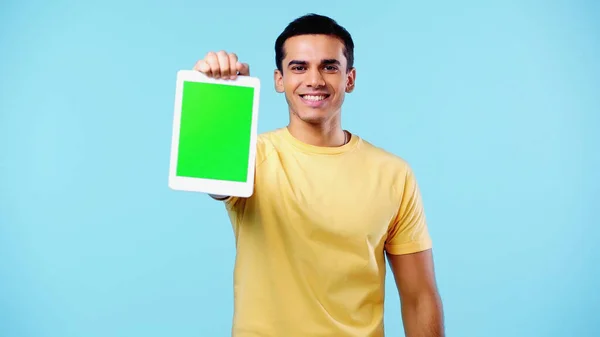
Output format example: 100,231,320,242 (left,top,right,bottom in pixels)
274,13,355,73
